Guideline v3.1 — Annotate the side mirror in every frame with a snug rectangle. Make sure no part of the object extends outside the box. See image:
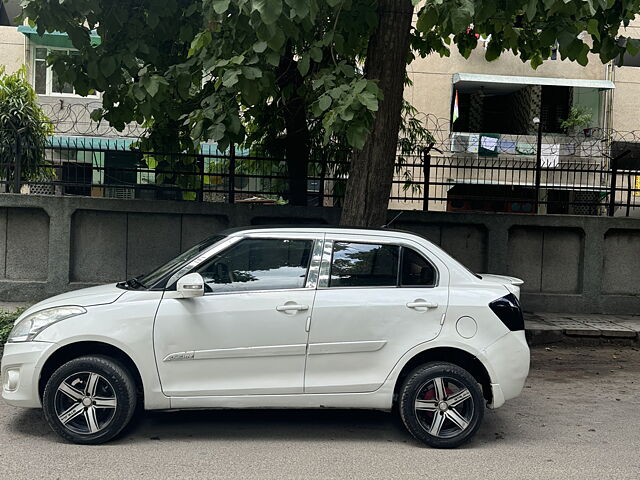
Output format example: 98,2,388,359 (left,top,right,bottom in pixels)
176,272,205,298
